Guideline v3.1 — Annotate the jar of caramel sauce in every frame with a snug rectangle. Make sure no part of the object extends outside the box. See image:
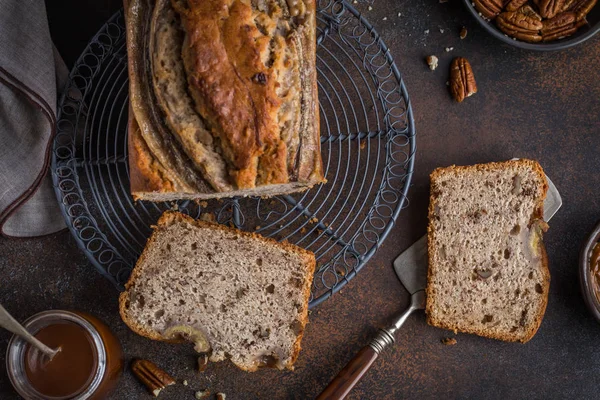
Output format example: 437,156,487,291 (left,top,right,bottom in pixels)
6,310,122,399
